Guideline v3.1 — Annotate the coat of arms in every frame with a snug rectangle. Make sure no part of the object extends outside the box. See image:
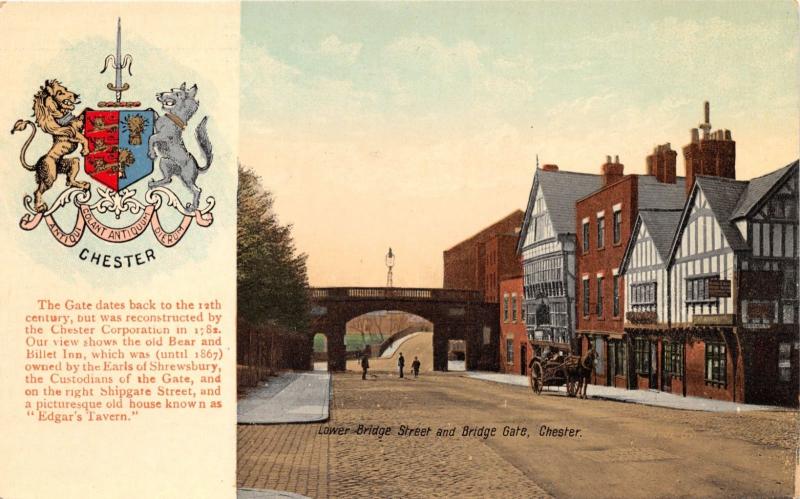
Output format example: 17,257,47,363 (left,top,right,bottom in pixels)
12,19,214,249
